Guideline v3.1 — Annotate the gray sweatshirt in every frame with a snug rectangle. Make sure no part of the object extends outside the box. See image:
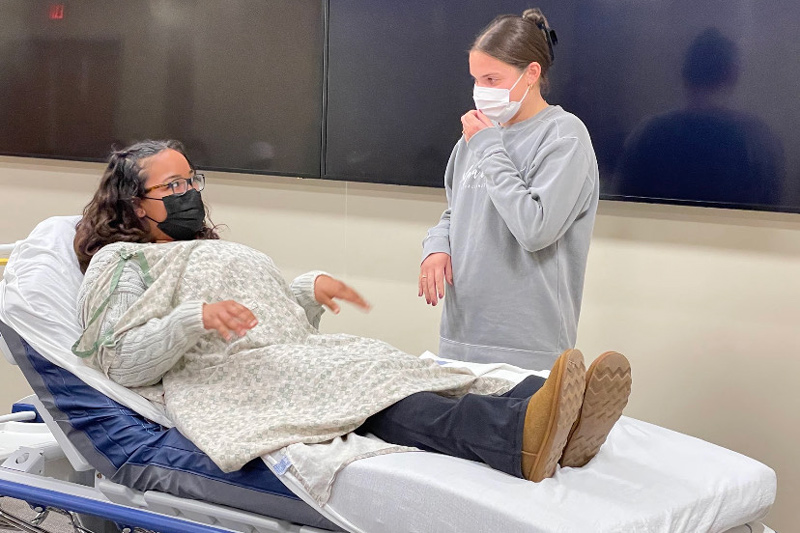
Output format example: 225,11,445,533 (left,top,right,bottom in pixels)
422,105,599,370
